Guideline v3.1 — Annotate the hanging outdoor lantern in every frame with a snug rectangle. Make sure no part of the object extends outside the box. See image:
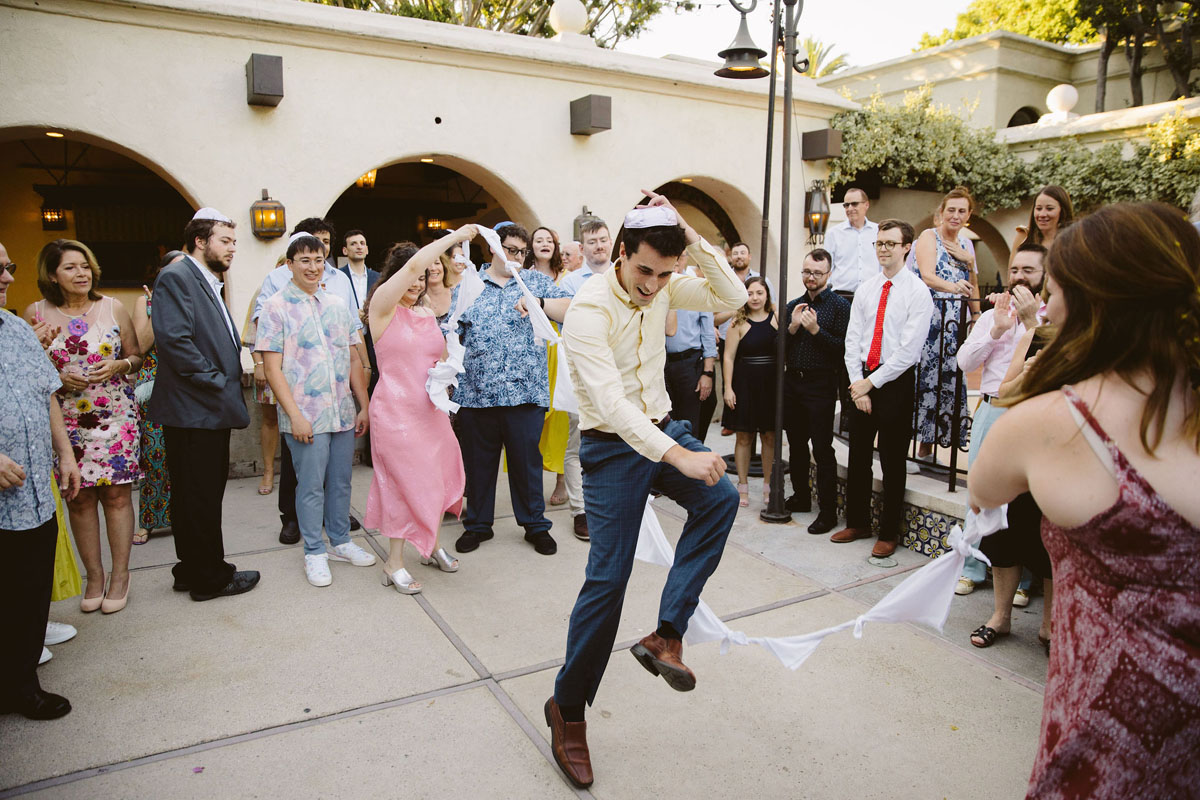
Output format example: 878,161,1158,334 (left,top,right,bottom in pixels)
805,180,831,242
715,0,768,79
250,189,286,240
41,206,68,231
